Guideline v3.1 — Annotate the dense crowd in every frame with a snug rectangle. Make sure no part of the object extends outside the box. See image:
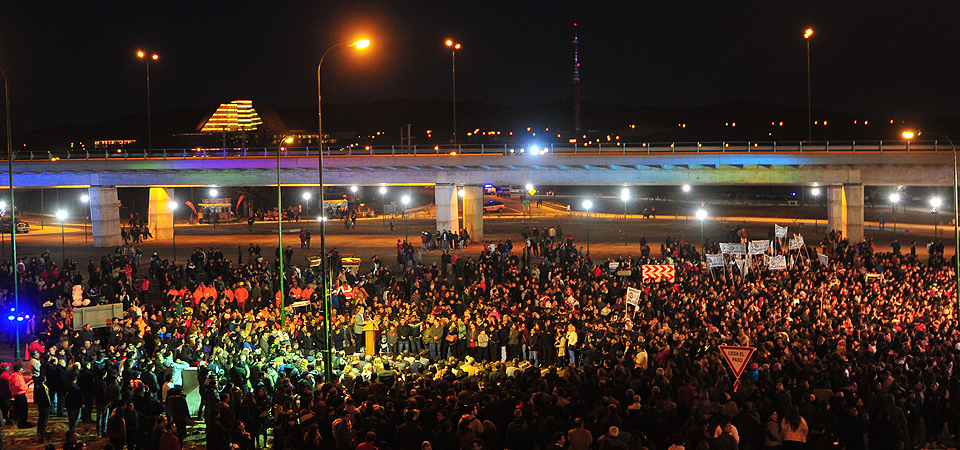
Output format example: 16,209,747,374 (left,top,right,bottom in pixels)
1,224,959,450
